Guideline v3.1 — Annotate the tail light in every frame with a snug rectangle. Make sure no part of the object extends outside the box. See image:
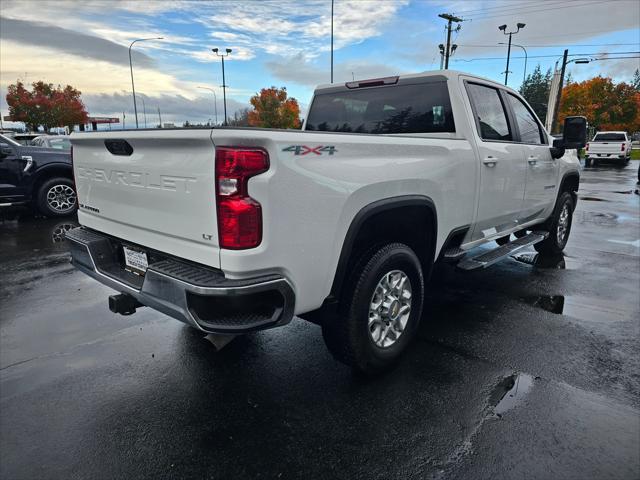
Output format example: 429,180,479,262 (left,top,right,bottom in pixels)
215,147,269,249
585,143,589,152
621,143,625,152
